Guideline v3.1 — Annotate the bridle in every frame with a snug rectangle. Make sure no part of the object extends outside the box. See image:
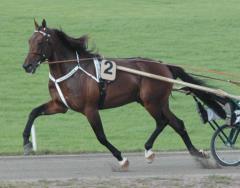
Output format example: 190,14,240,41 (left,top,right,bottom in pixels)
28,29,51,64
34,30,51,37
